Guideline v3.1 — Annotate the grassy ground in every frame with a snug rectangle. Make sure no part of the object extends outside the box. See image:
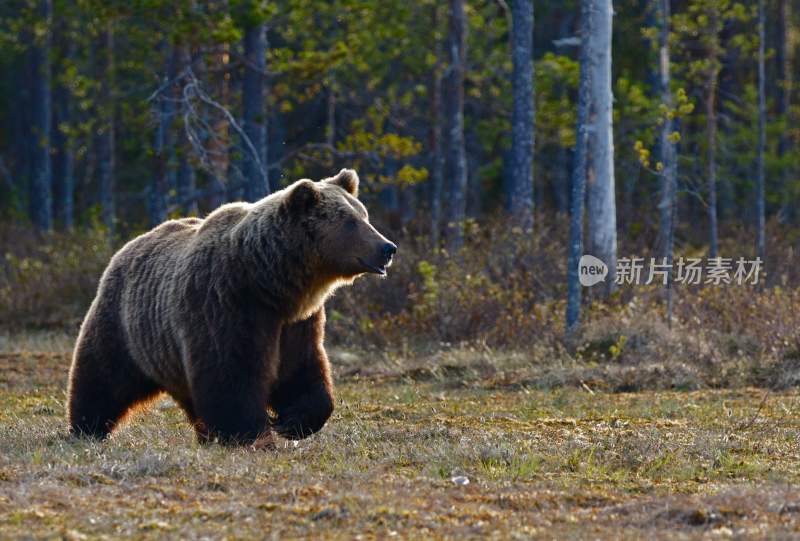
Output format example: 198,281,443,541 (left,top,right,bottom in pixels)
2,335,800,539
